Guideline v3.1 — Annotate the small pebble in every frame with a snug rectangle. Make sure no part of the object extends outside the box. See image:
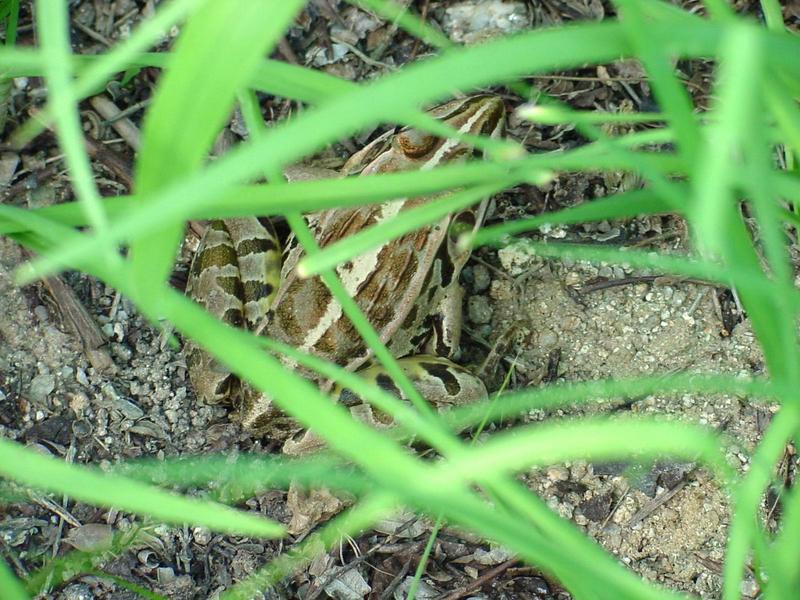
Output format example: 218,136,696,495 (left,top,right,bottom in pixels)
28,373,55,404
467,295,493,324
470,264,491,292
538,329,558,349
34,305,49,322
193,526,211,545
59,583,93,600
546,465,569,481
